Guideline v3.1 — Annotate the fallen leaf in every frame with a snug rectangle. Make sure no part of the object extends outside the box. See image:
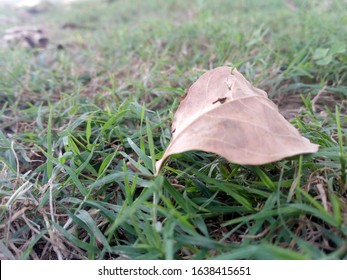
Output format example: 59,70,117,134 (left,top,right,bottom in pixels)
4,26,49,49
155,66,319,174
